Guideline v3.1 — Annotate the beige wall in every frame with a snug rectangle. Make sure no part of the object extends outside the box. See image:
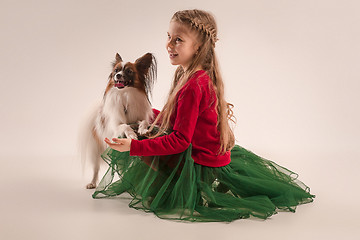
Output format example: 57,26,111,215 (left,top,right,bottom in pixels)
0,0,359,160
